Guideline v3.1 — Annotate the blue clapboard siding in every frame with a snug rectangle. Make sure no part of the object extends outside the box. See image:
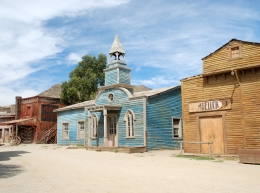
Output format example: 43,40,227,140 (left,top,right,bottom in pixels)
146,88,182,150
105,69,118,86
119,68,130,84
92,88,144,147
57,108,85,145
